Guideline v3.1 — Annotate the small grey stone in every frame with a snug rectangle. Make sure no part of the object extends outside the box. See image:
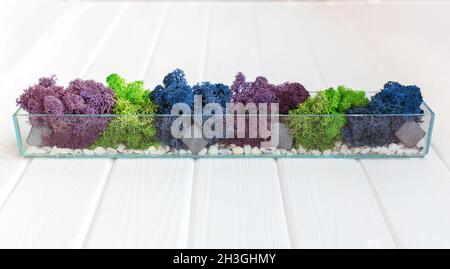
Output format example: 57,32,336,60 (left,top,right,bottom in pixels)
394,120,426,148
26,126,51,147
269,123,293,149
181,123,208,154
